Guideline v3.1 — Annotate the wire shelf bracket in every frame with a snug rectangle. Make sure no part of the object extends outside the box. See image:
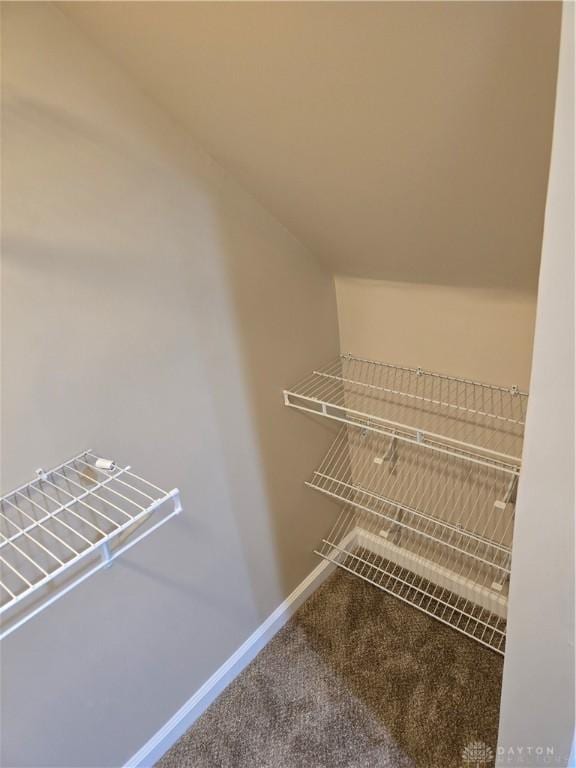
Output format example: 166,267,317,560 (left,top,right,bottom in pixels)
0,450,182,640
